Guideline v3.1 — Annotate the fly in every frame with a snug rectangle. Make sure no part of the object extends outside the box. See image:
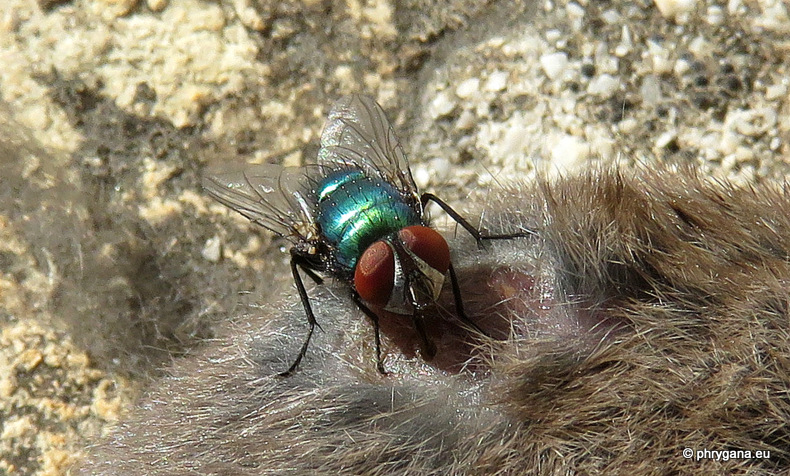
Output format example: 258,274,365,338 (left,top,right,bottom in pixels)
203,95,531,376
